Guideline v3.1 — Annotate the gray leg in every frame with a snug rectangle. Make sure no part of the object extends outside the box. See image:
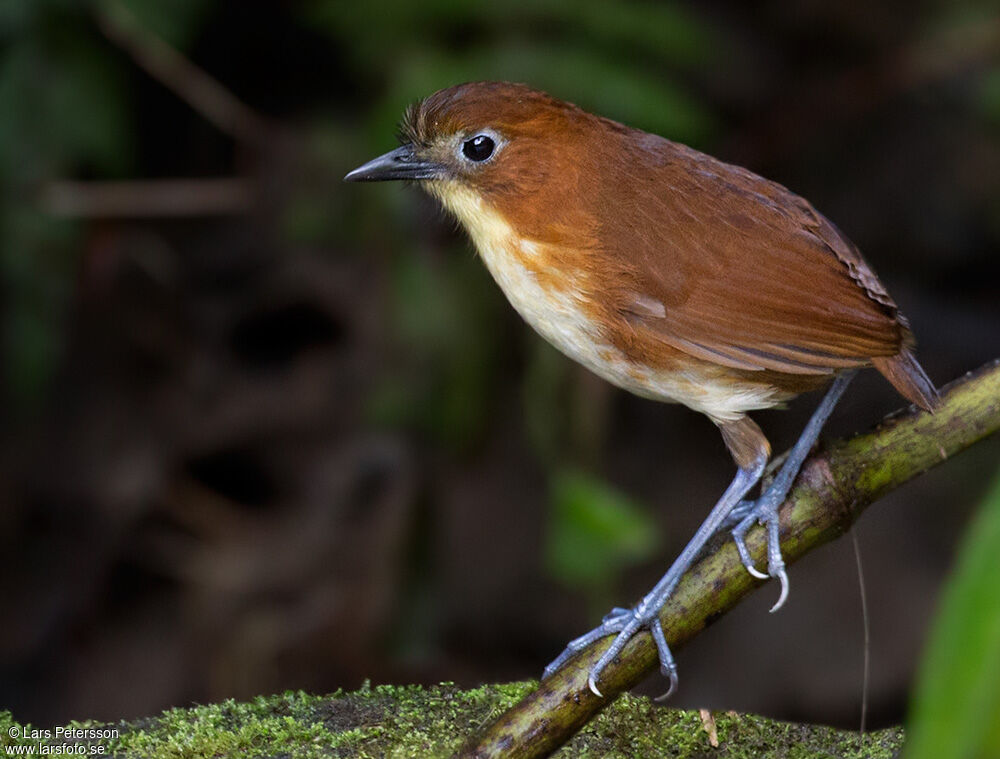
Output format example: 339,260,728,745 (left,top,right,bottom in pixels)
731,370,856,610
543,371,856,698
543,455,767,697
